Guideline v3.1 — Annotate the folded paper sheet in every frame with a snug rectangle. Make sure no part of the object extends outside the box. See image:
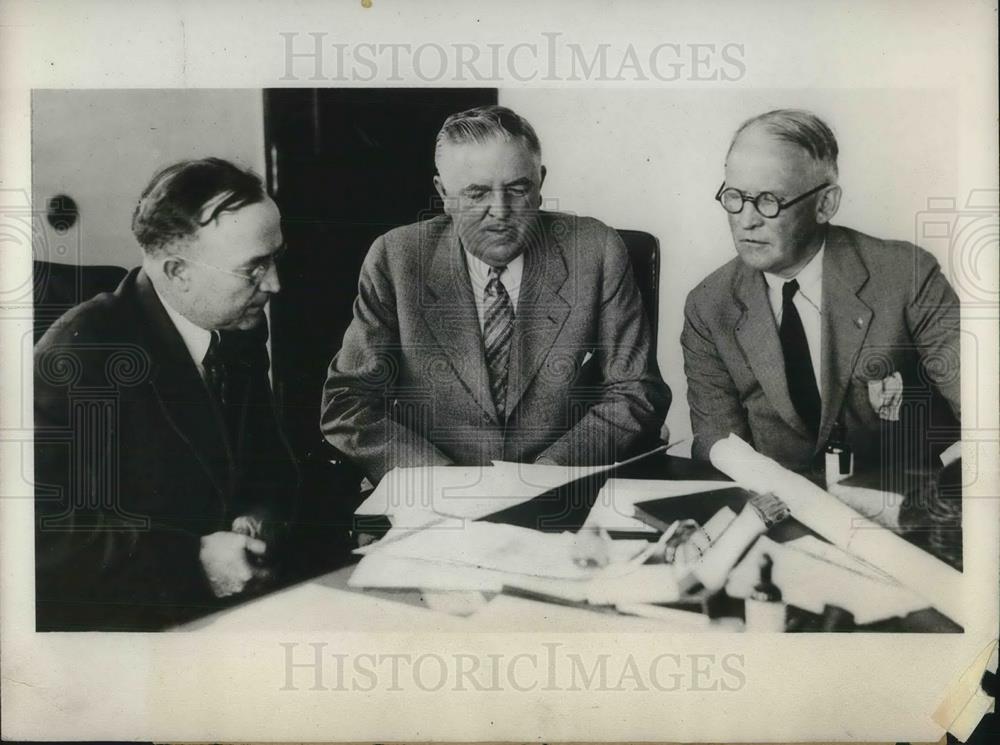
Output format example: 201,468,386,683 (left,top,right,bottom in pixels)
709,434,965,625
355,461,613,523
360,520,648,581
